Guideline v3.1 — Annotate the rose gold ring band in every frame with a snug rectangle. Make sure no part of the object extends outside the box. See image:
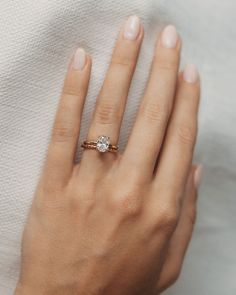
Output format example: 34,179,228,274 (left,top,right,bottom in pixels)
81,135,118,153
